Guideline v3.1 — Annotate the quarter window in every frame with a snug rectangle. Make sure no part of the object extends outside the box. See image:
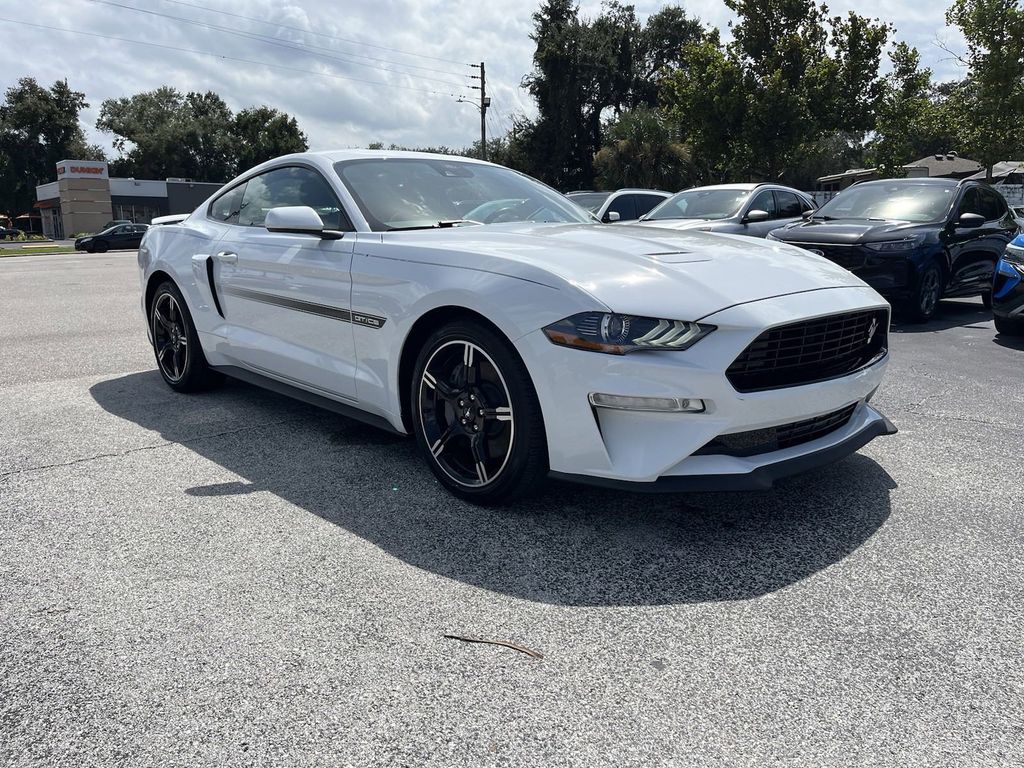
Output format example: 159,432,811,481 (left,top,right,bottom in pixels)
209,184,246,224
238,166,352,230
